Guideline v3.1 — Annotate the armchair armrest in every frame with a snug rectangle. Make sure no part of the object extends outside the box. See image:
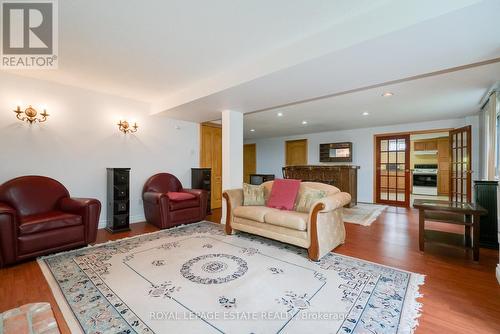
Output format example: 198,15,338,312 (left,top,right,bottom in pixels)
0,202,16,216
182,188,205,197
59,197,101,244
59,197,100,213
143,191,168,204
0,202,17,268
182,189,209,218
315,192,351,213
